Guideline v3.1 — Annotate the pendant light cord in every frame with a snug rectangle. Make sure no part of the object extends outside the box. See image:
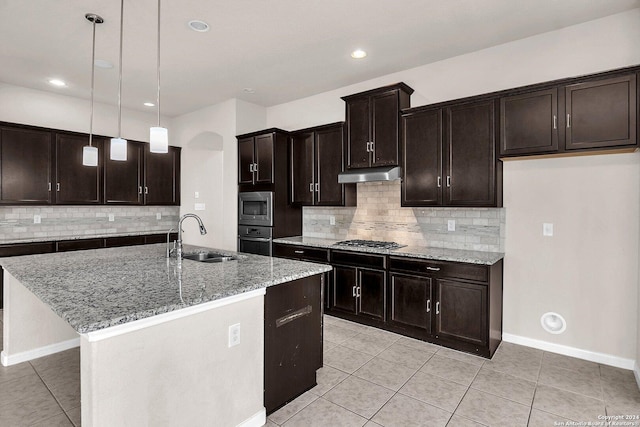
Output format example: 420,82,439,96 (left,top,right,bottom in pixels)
89,19,97,147
117,0,124,139
156,0,161,127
